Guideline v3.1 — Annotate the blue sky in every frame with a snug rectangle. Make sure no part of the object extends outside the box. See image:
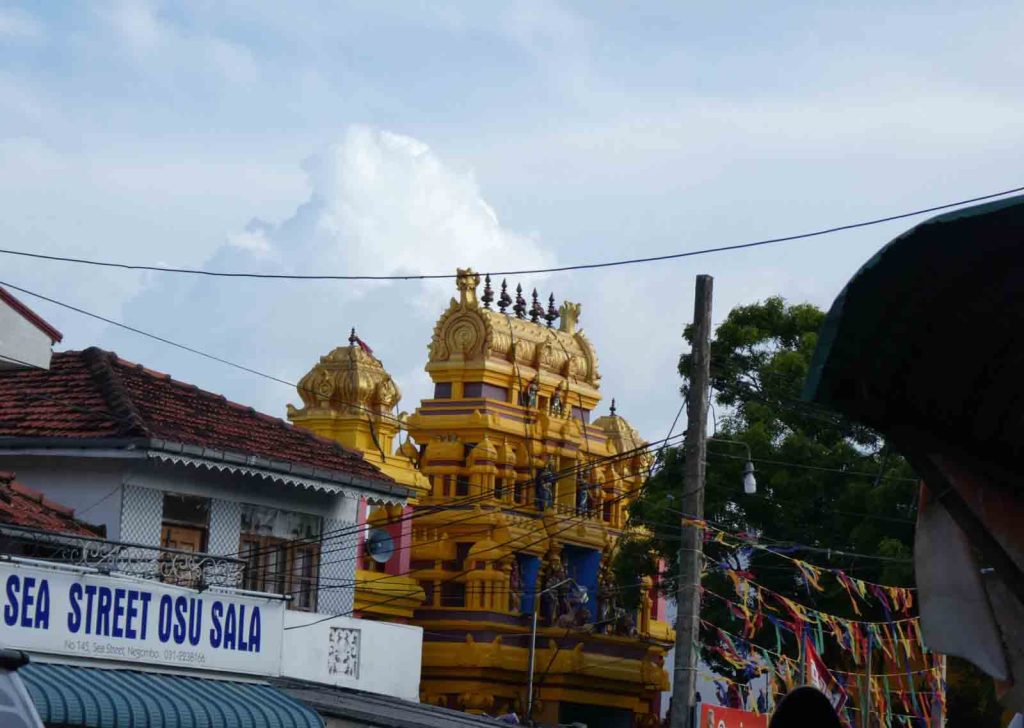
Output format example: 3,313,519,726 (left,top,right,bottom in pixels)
2,1,1023,438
